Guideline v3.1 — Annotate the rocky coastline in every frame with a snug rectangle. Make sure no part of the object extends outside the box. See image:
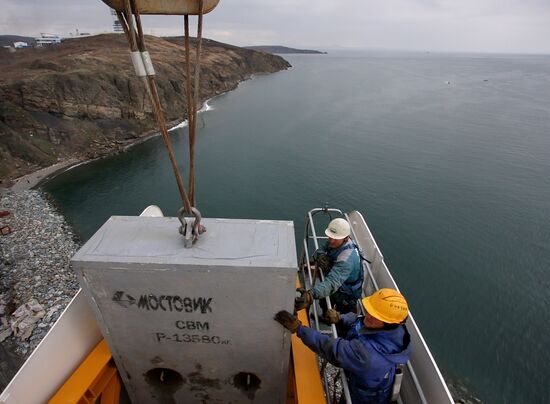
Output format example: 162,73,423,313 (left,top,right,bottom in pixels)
0,34,291,185
0,190,80,389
